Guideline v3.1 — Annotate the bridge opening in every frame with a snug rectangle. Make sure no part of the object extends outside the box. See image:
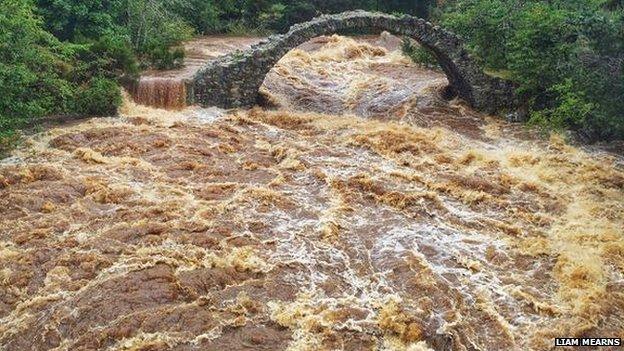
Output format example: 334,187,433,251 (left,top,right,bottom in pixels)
257,33,455,118
440,84,458,101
